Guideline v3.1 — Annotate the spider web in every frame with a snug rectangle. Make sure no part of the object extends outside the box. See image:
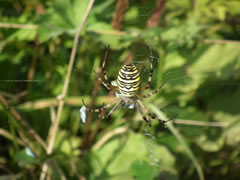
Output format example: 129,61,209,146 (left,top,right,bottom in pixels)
123,5,240,169
1,2,240,174
134,43,240,168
